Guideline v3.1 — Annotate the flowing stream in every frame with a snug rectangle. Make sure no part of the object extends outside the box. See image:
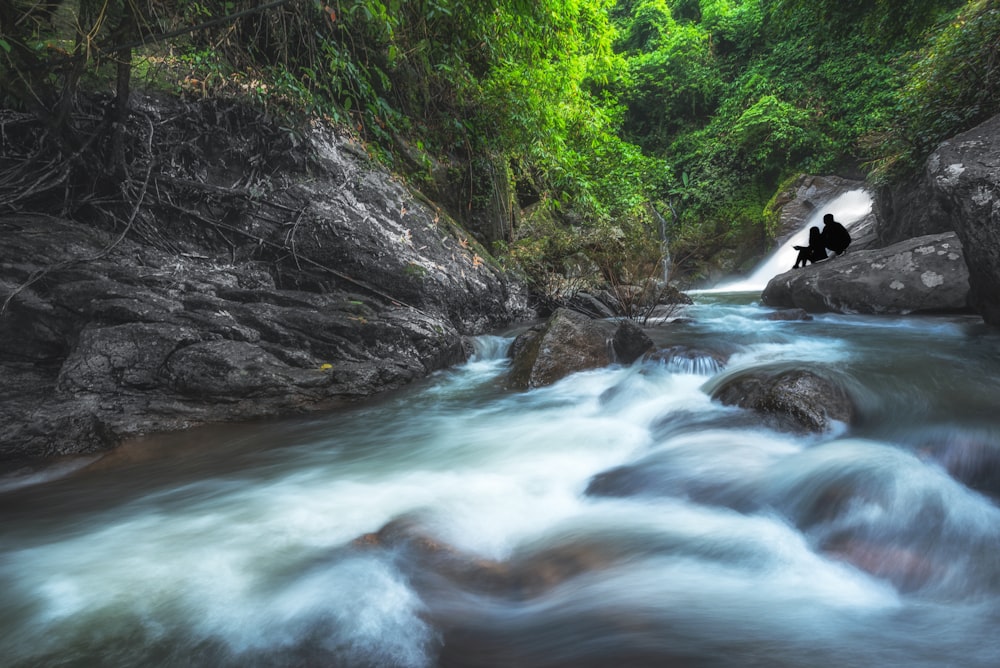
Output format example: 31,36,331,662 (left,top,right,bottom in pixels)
3,294,1000,667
